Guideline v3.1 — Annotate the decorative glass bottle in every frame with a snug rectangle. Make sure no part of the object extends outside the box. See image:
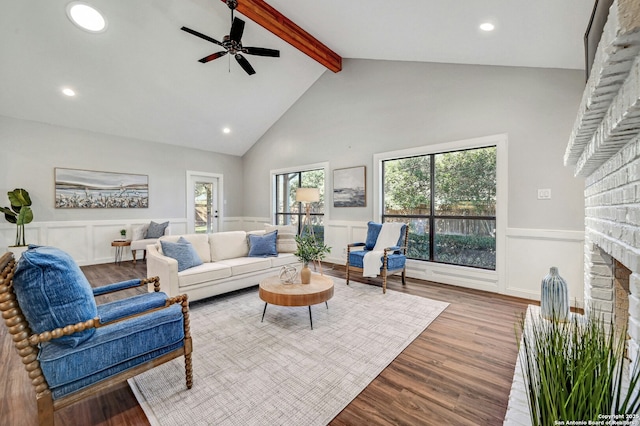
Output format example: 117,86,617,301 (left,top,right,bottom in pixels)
540,266,569,322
